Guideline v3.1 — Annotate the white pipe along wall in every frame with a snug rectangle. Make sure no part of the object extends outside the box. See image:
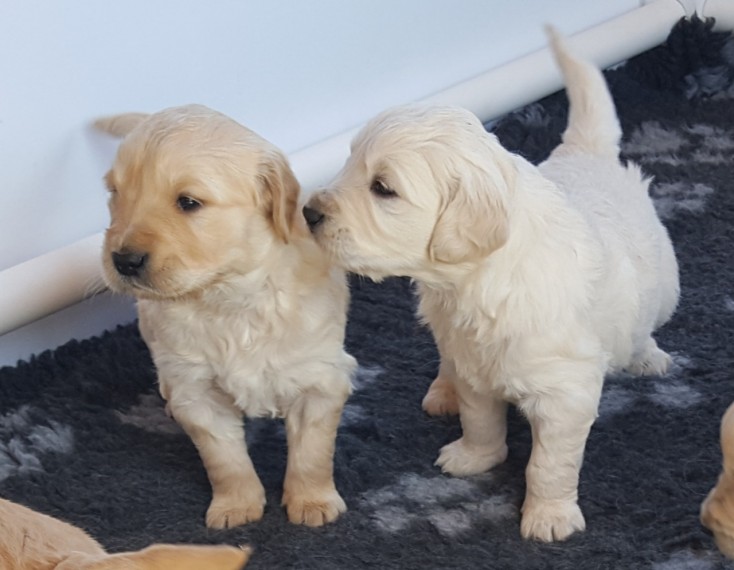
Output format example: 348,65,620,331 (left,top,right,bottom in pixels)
2,0,732,360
